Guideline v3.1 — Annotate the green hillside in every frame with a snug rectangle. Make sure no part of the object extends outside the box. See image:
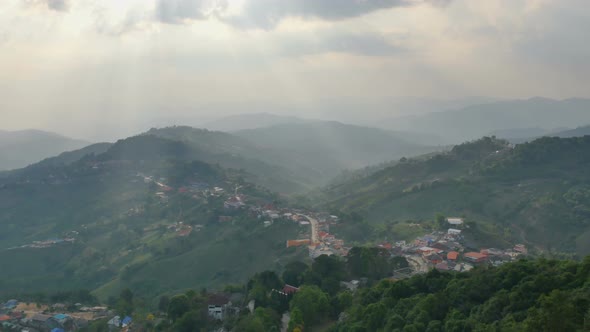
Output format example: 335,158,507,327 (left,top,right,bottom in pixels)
318,136,590,256
144,124,435,193
0,137,308,299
